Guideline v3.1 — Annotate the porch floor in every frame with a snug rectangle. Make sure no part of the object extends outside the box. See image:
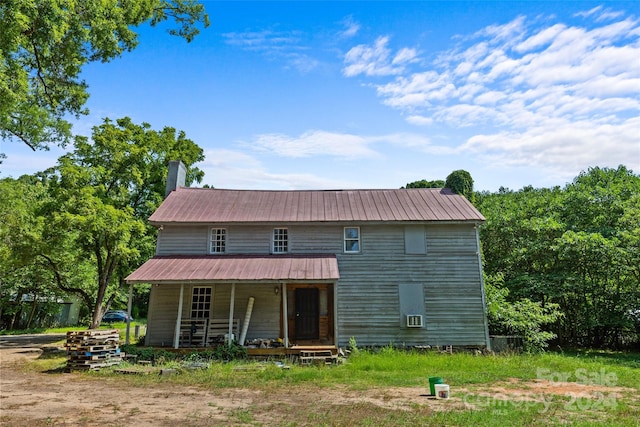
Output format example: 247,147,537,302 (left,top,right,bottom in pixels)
247,345,338,360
